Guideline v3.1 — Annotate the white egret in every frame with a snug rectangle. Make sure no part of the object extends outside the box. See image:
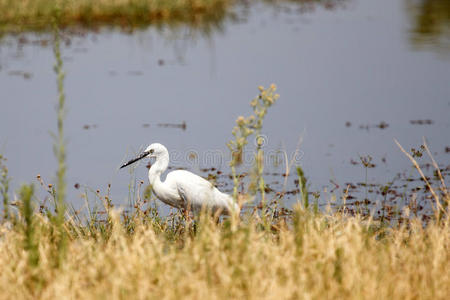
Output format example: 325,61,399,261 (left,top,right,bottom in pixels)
120,143,239,216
